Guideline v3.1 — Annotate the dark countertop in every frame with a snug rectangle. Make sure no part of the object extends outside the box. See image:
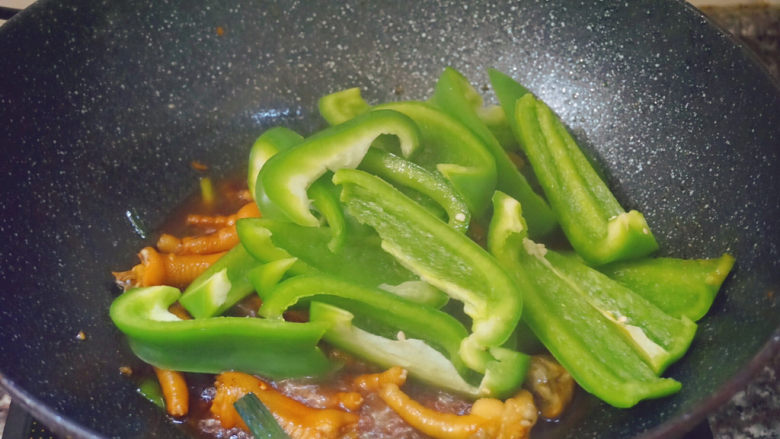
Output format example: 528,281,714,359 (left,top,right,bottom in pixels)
709,350,780,438
700,5,780,81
